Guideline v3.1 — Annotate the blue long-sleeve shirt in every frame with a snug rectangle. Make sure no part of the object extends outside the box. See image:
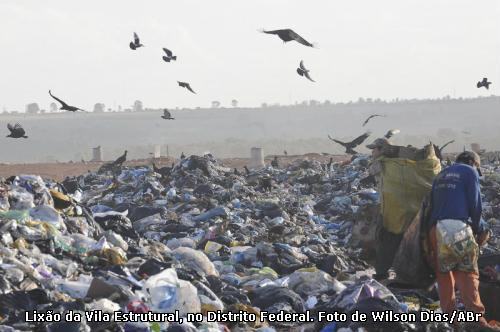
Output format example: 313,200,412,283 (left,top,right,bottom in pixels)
428,163,484,234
